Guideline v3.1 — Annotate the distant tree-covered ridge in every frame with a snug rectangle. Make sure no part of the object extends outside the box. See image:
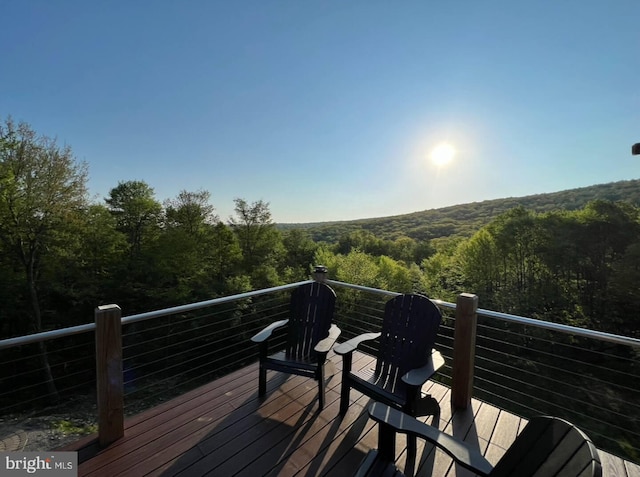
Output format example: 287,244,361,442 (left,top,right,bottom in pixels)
279,179,640,242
